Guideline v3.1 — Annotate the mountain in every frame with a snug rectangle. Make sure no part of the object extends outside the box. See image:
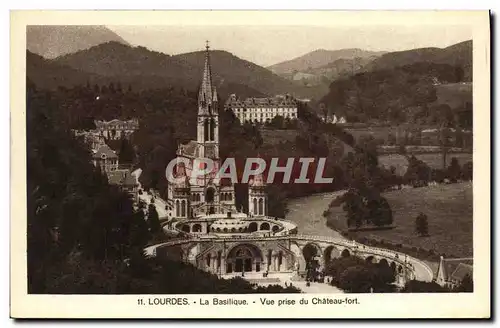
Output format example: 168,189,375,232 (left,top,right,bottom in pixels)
27,25,130,59
49,42,323,100
26,51,111,89
267,48,387,76
365,40,472,81
290,56,378,87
